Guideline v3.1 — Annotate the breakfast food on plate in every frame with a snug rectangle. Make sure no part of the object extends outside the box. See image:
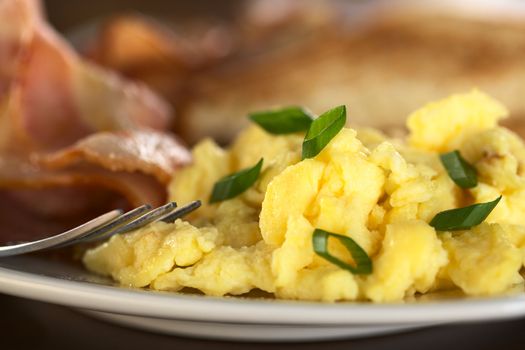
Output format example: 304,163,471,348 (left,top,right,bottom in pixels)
84,90,525,302
2,0,525,304
85,0,525,144
0,0,189,242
